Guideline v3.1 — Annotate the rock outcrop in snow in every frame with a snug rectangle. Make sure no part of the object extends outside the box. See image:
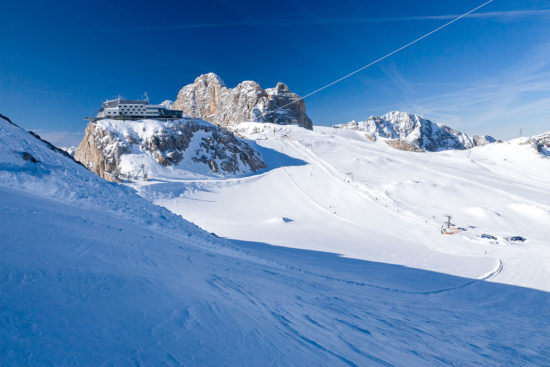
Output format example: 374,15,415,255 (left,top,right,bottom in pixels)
334,111,495,152
171,73,313,130
74,118,266,182
0,114,208,234
530,131,550,157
